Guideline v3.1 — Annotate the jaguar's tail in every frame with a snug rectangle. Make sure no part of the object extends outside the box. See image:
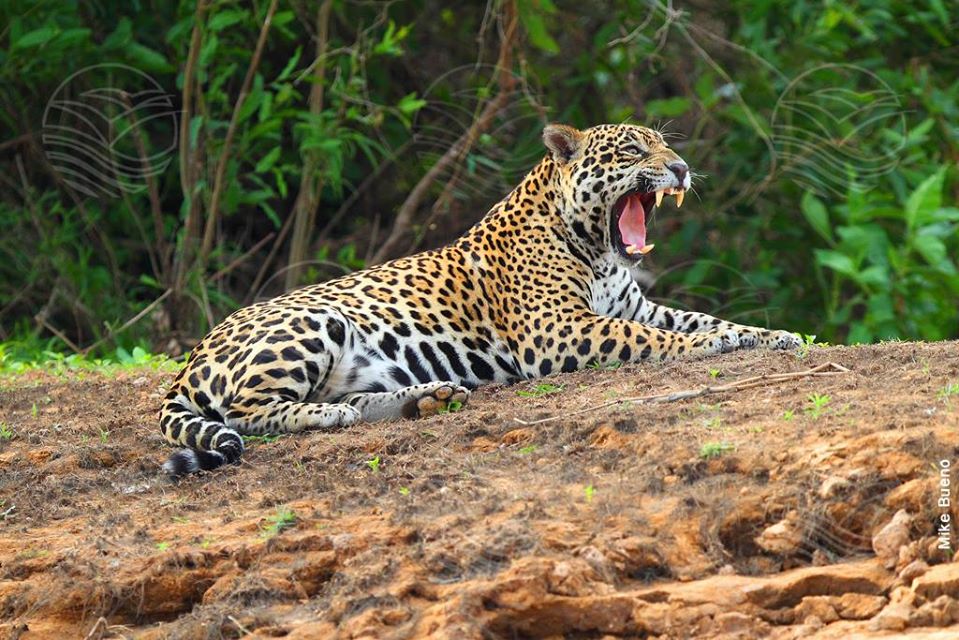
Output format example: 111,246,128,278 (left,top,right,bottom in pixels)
158,390,244,476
